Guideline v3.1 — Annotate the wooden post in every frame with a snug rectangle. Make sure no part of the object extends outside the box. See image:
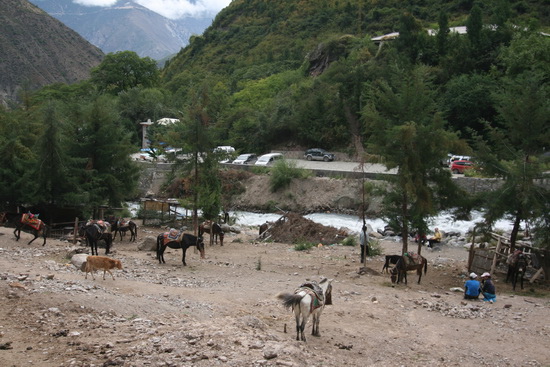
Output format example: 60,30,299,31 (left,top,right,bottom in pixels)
73,217,79,244
529,268,544,283
490,237,502,276
467,227,476,272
